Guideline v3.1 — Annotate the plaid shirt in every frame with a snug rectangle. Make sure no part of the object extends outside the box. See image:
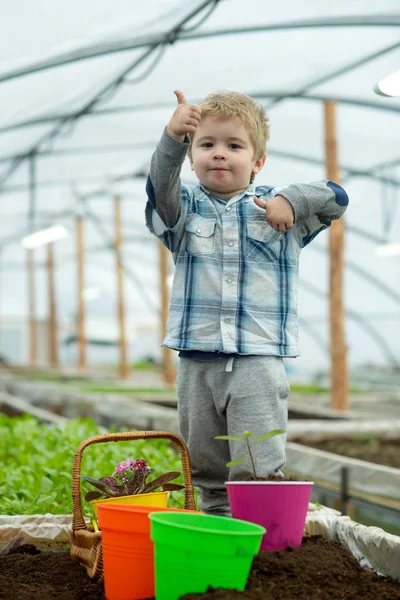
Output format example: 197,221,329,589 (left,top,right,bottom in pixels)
145,130,348,357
